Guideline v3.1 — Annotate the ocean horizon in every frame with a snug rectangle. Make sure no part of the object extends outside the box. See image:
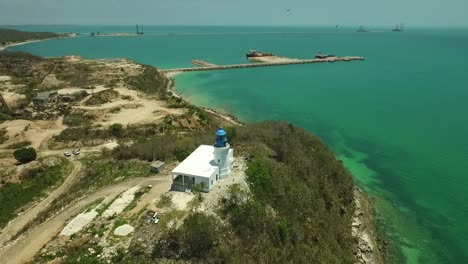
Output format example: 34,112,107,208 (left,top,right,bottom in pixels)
6,25,468,263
